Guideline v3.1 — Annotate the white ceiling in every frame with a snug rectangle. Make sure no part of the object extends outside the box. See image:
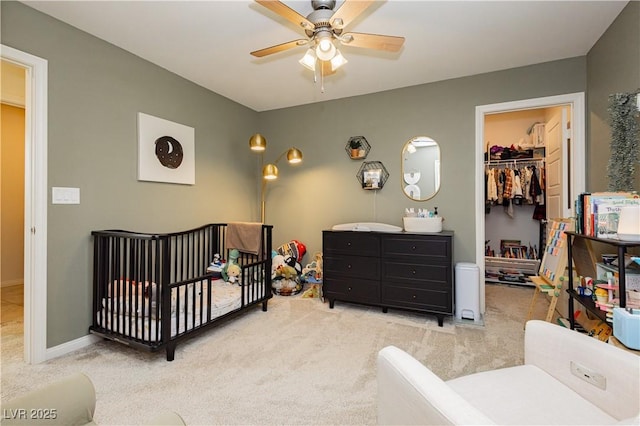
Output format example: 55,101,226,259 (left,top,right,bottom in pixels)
22,0,628,112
